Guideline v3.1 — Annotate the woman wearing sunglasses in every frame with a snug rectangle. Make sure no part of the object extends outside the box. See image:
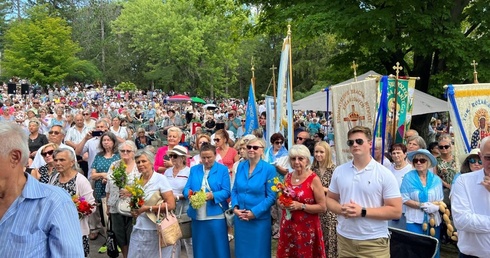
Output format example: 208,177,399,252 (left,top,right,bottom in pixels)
401,149,443,258
452,148,482,187
190,134,223,167
32,143,59,183
433,135,457,206
232,137,276,258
